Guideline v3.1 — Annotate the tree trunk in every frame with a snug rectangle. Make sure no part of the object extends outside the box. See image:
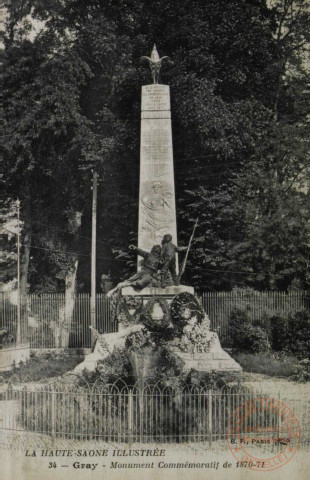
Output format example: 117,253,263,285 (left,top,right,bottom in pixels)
57,260,79,348
20,193,32,343
57,212,81,347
